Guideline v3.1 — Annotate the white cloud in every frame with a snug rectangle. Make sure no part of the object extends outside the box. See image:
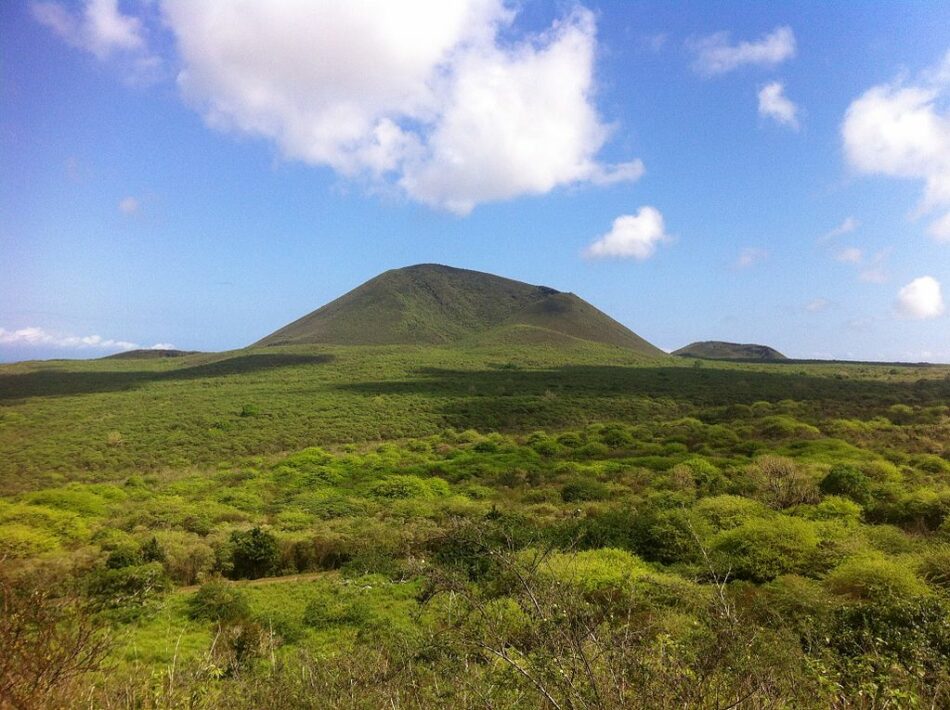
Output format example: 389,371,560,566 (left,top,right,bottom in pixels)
734,247,768,269
896,276,945,319
584,207,670,260
32,0,144,59
928,211,950,242
118,196,139,215
805,298,830,313
0,326,173,352
32,0,160,82
842,51,950,214
161,1,640,215
757,81,799,129
835,247,863,264
820,216,859,241
690,26,796,77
